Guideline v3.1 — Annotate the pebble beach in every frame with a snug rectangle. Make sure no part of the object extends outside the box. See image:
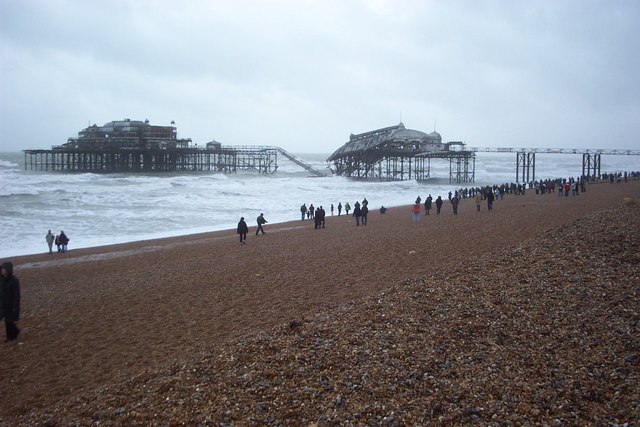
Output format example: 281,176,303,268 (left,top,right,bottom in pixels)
1,180,639,425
